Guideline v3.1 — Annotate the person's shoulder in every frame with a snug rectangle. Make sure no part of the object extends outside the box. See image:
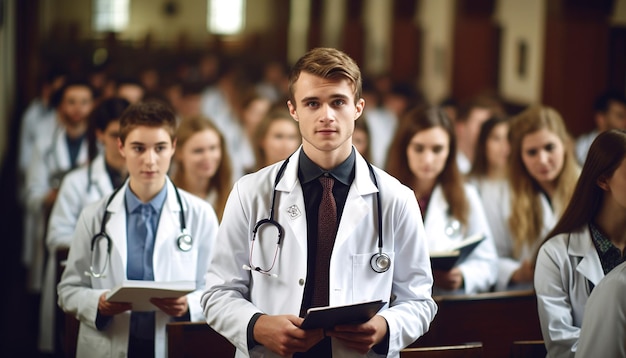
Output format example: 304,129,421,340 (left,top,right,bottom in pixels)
370,165,413,196
176,187,215,214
